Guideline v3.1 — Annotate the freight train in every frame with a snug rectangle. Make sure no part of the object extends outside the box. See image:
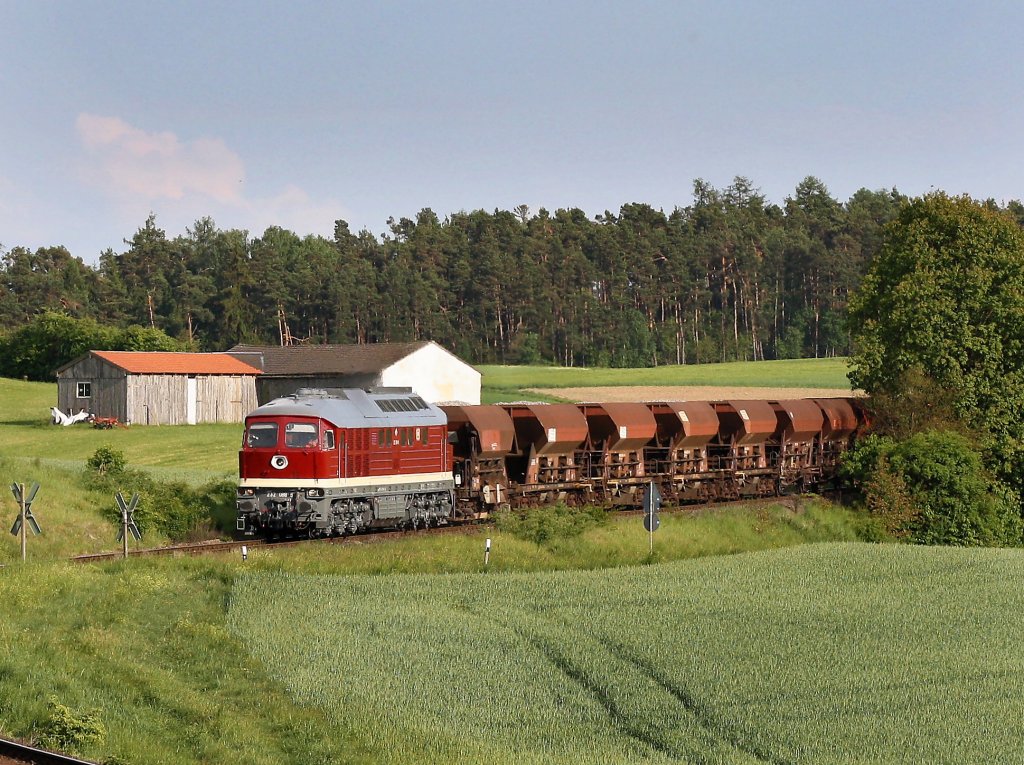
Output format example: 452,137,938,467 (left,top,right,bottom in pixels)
235,387,865,539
